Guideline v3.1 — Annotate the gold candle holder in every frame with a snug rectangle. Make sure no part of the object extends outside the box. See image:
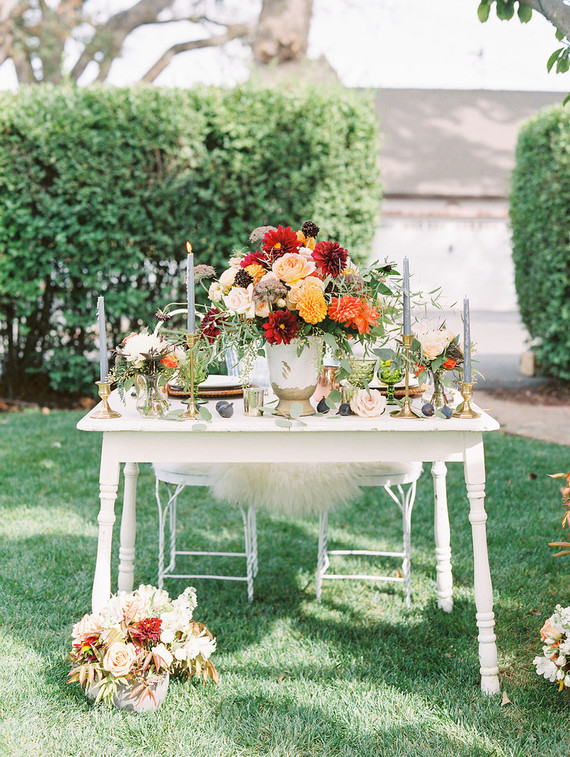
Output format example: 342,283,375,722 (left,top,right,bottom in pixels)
390,334,420,419
91,381,121,419
180,333,199,420
453,381,481,419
